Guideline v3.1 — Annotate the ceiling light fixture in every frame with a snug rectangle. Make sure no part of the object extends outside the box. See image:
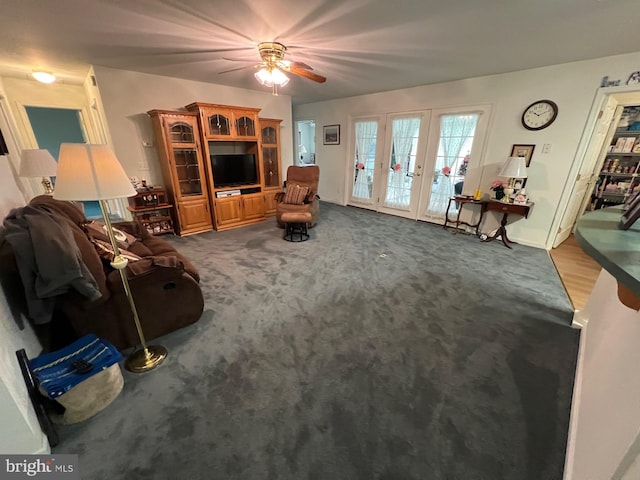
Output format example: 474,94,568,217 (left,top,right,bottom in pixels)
254,66,289,96
32,71,56,84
